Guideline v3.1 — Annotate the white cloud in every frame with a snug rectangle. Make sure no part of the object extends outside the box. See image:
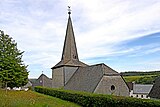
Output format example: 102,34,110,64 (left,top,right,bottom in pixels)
144,47,160,55
0,0,160,78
